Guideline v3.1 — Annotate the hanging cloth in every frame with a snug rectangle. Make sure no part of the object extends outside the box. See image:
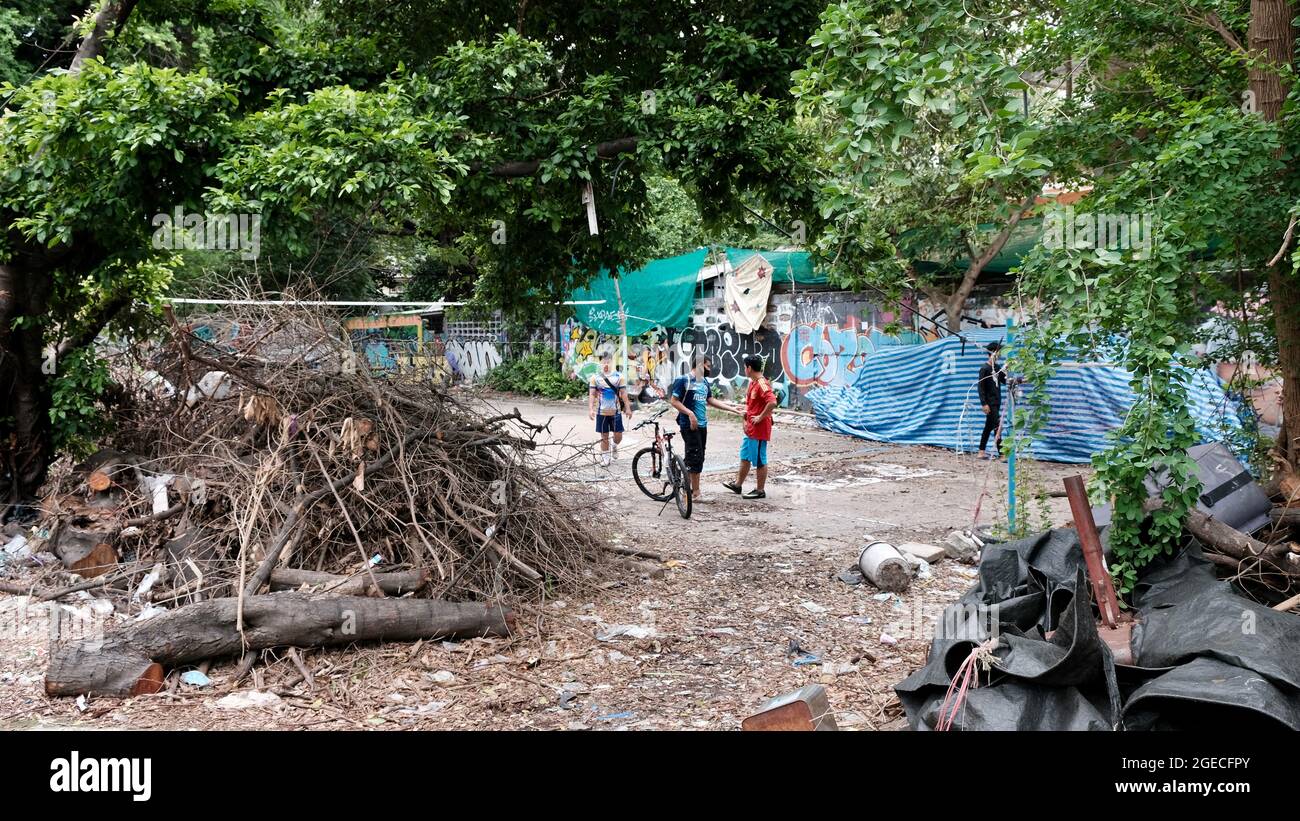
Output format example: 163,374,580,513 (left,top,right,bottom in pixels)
724,252,773,334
